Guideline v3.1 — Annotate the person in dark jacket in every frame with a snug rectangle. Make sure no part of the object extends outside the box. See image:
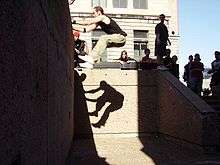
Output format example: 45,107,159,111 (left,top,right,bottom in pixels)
208,51,220,95
189,53,204,96
155,14,171,65
183,55,193,87
72,30,89,67
169,55,179,79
